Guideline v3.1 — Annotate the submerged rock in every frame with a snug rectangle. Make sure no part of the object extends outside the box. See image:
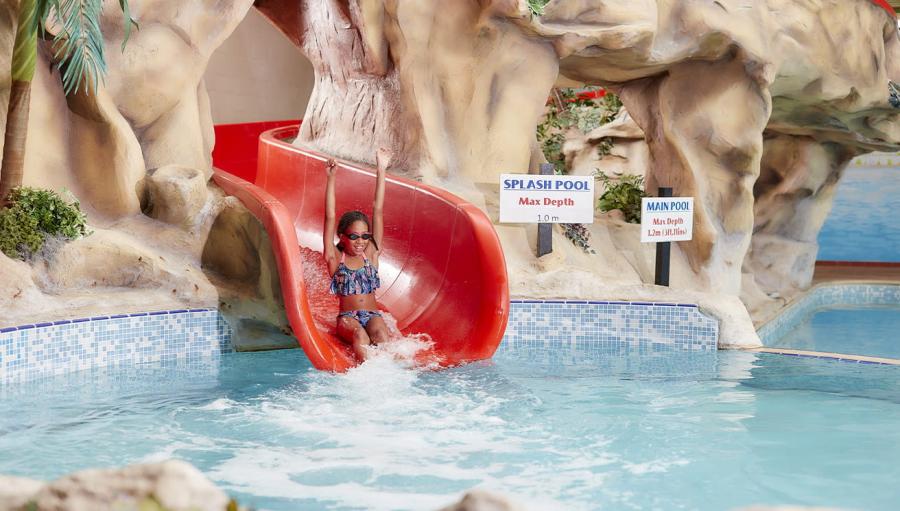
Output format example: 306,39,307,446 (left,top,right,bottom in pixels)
438,490,524,511
0,460,237,511
0,475,44,510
